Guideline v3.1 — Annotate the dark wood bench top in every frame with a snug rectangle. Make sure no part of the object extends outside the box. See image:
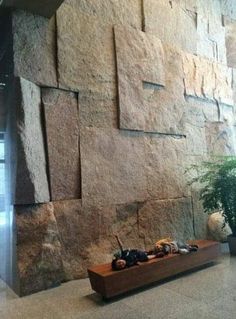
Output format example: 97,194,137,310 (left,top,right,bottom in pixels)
88,240,221,298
